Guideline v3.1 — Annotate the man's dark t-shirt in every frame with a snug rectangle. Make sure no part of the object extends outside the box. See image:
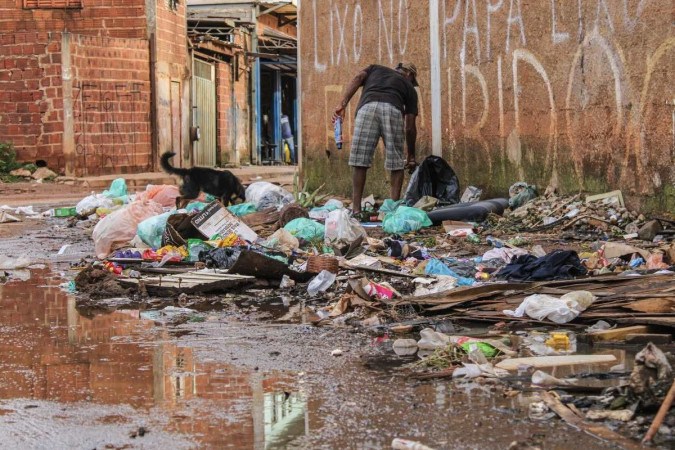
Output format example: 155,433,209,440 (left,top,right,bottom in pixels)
356,65,418,116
